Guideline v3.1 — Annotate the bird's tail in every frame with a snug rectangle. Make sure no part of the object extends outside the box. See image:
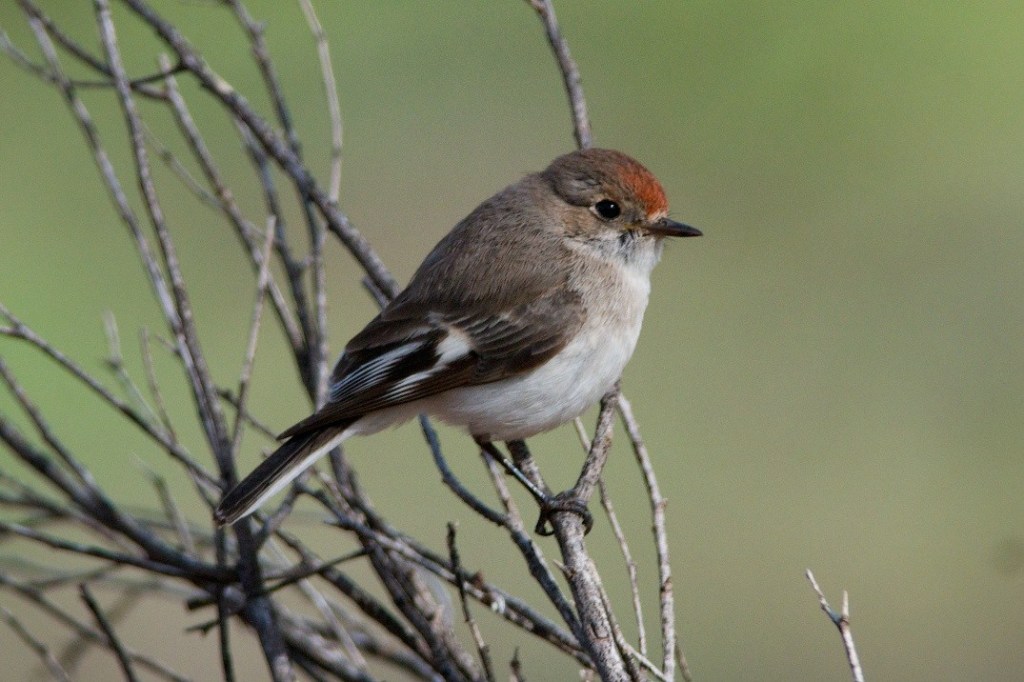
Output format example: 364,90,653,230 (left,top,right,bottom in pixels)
214,427,347,526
